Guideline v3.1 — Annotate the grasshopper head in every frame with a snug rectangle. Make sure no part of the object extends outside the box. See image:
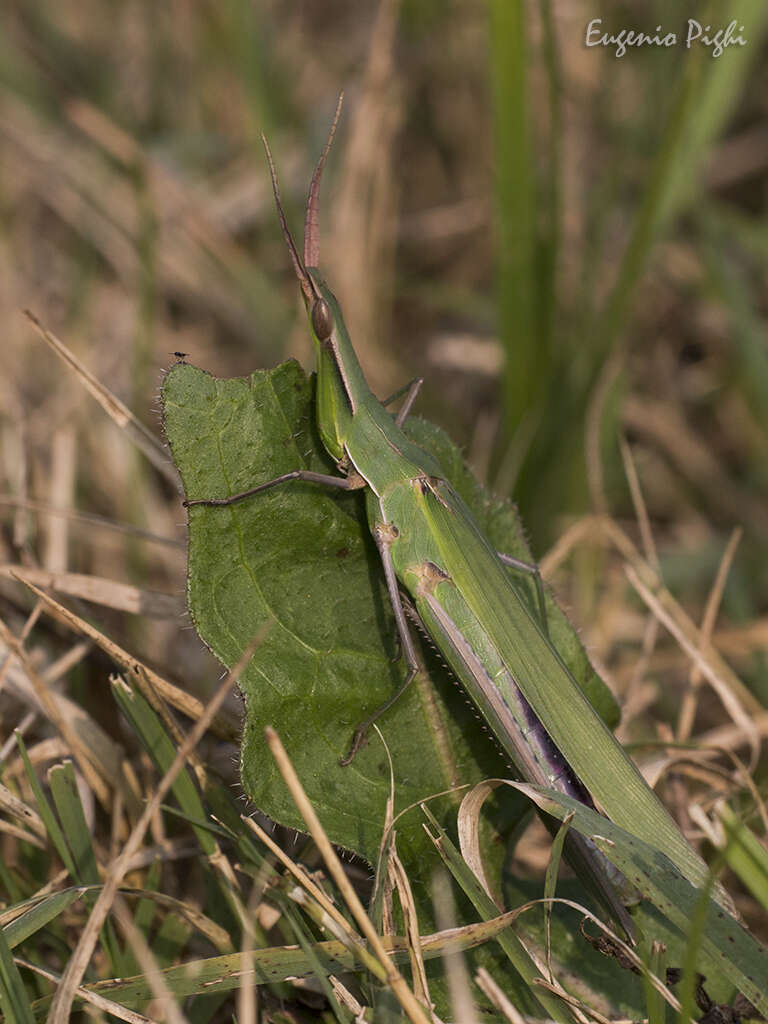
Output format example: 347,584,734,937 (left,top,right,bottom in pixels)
262,96,359,463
